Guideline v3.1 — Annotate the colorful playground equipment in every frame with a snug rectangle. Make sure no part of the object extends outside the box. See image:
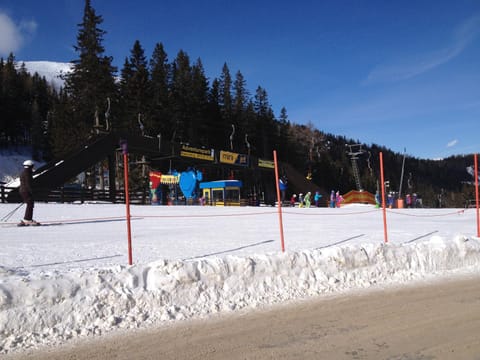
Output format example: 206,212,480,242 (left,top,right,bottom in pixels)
199,180,243,206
